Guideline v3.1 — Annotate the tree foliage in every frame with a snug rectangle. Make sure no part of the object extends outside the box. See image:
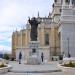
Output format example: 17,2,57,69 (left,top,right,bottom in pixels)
3,54,9,60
